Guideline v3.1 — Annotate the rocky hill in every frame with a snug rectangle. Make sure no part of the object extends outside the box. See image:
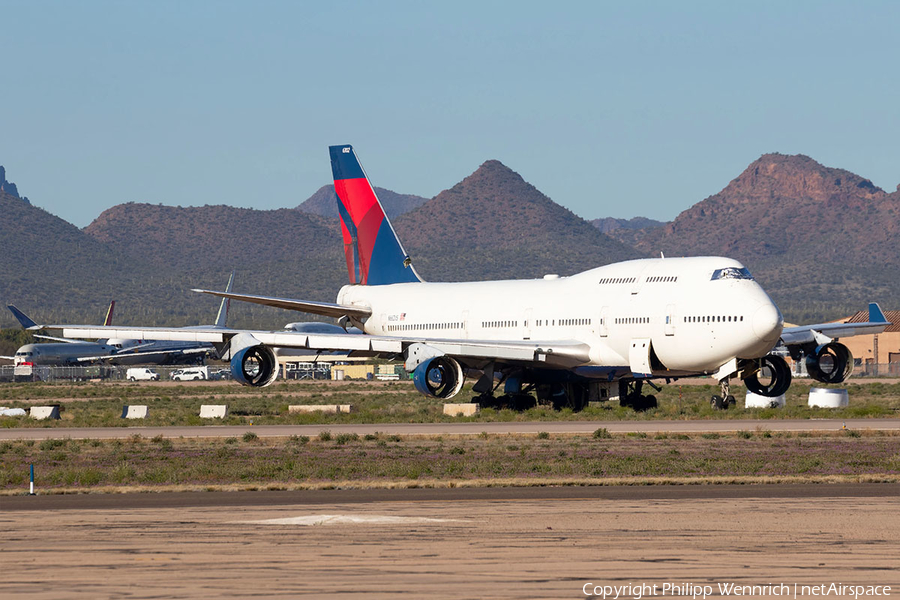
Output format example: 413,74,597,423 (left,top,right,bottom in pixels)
0,166,28,203
393,160,644,281
637,153,900,321
297,185,427,219
592,216,665,246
